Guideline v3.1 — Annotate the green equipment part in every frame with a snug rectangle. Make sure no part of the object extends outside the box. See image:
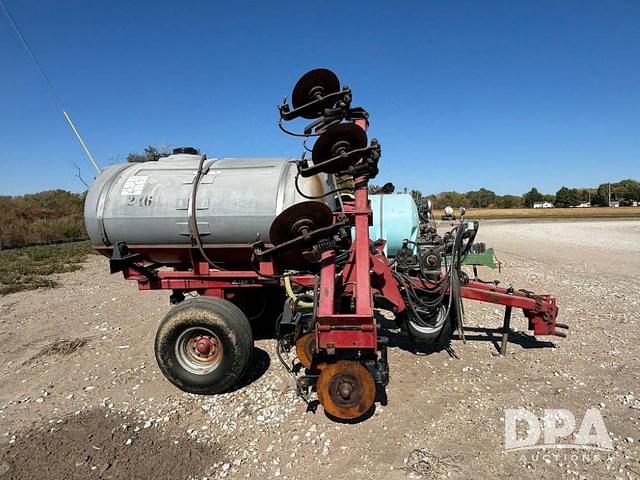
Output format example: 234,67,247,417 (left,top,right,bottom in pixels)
463,247,497,268
445,247,499,269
